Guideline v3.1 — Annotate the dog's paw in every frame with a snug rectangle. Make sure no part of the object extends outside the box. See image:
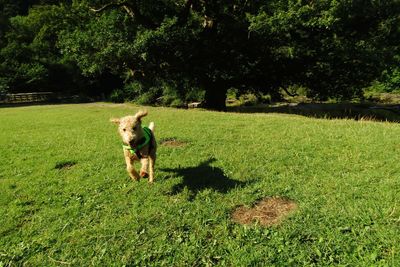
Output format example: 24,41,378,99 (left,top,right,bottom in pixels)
140,171,149,178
